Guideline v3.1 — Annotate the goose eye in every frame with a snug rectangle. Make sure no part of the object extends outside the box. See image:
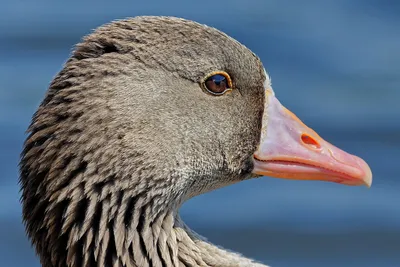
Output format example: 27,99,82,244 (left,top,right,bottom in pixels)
203,72,232,95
